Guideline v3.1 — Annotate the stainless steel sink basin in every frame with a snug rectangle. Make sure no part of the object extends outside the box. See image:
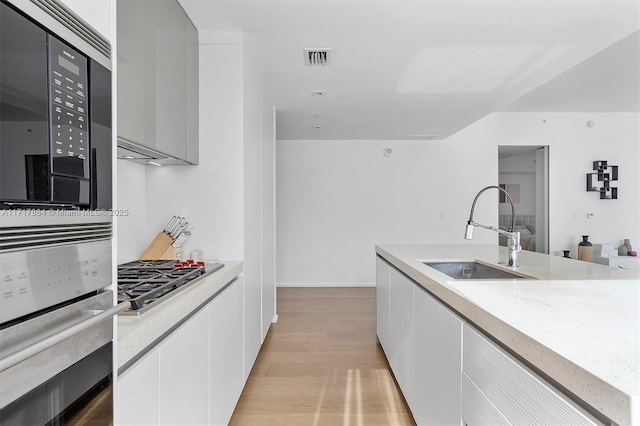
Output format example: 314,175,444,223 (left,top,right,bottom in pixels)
423,261,527,280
